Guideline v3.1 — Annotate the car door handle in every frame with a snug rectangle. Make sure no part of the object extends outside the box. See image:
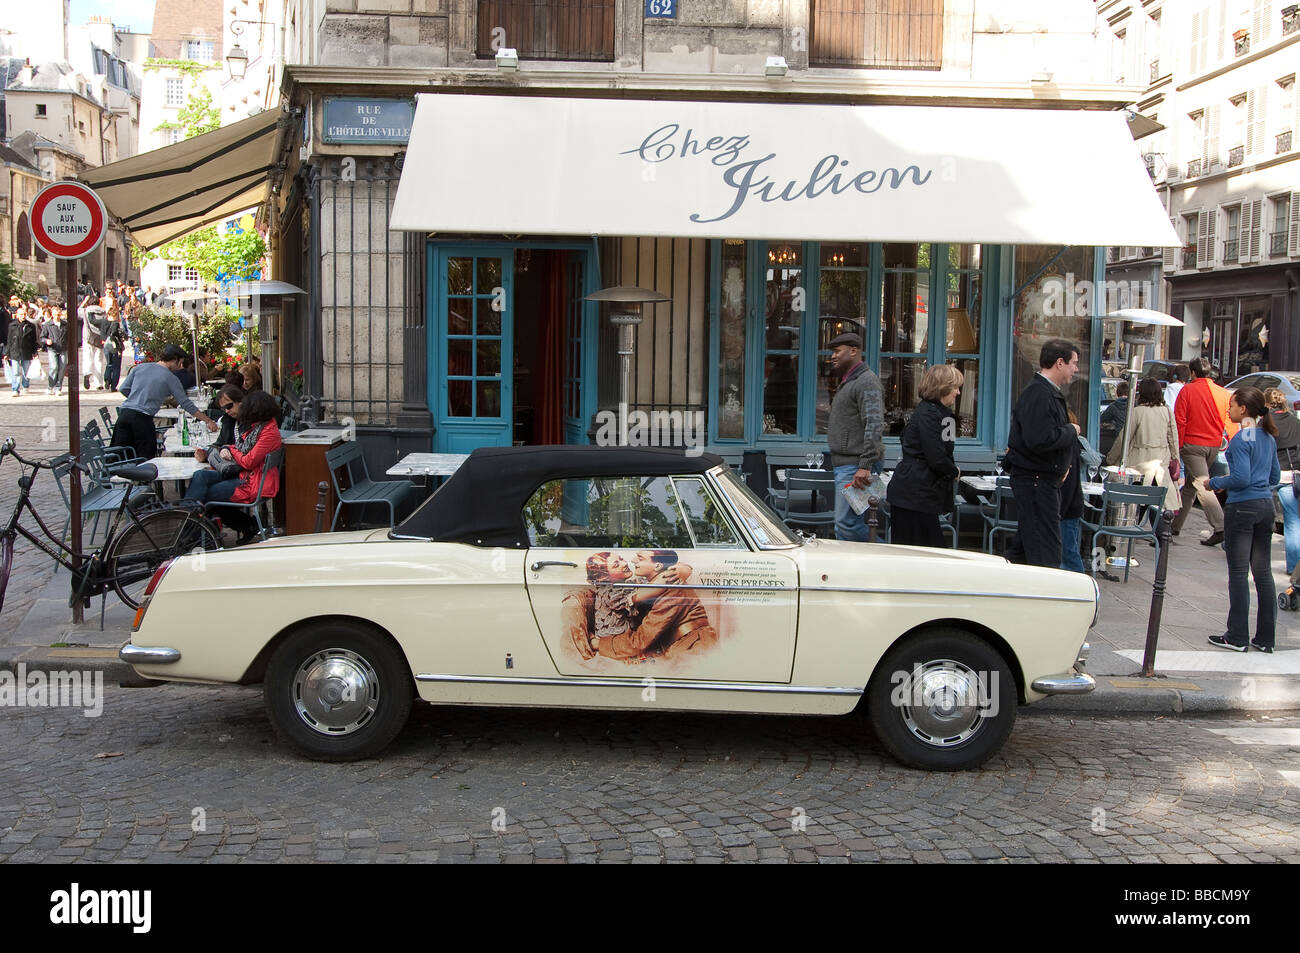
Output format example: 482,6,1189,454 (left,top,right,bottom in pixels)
530,560,577,572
